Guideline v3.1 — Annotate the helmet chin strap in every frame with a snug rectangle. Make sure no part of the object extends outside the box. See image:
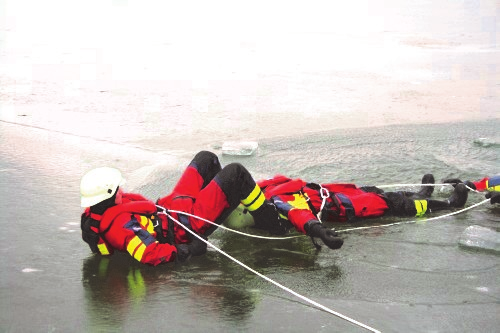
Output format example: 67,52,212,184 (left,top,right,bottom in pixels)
90,190,119,215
